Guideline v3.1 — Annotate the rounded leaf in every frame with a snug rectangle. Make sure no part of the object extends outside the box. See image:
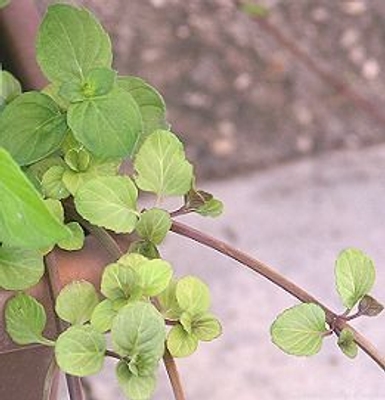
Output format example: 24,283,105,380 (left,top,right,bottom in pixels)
337,328,358,359
91,299,117,333
167,324,198,358
55,325,106,376
101,263,138,301
271,303,328,356
192,313,222,342
135,259,173,296
176,276,210,316
57,221,85,251
136,208,172,245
